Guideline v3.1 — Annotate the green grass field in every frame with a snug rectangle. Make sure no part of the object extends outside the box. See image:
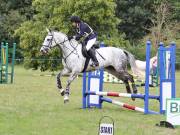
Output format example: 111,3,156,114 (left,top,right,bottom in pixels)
0,66,180,135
